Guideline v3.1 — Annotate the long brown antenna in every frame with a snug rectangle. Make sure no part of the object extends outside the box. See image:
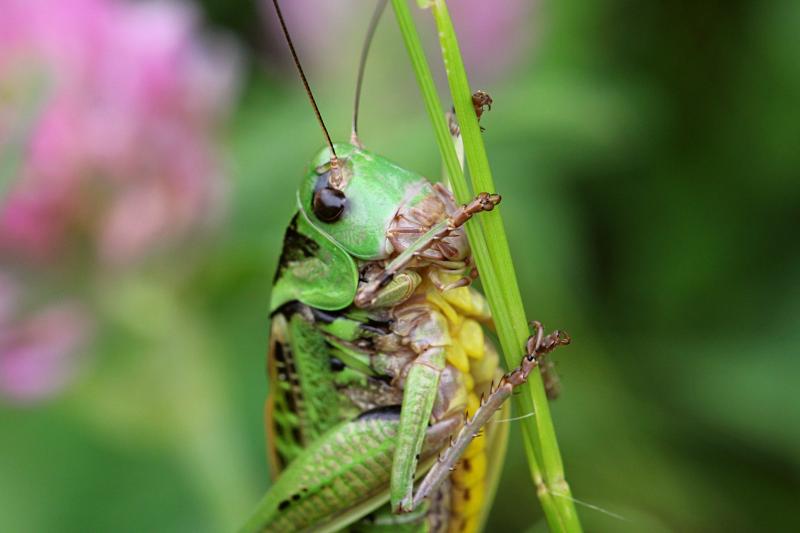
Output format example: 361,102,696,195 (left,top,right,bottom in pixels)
351,0,388,146
271,0,339,168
